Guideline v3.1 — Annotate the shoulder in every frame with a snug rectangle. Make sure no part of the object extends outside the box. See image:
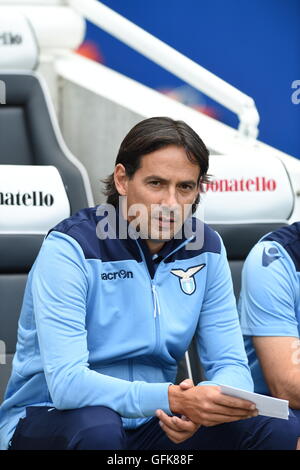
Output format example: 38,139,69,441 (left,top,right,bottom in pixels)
242,224,300,287
202,222,222,254
47,206,101,259
239,226,299,331
173,218,222,262
261,222,300,272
